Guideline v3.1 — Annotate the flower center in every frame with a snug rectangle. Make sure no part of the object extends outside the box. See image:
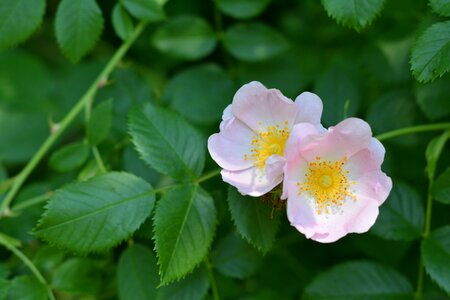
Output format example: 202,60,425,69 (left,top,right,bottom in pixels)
244,122,290,169
297,156,356,214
